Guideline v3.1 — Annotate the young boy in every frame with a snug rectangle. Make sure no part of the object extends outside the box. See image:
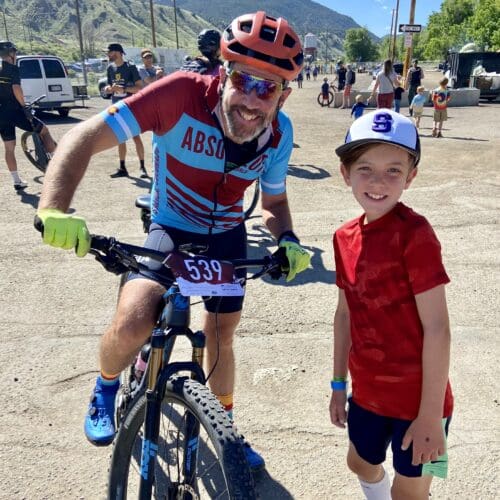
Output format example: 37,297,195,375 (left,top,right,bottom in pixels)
431,77,451,137
330,109,453,500
393,83,405,113
321,77,331,107
410,86,426,129
351,94,368,120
